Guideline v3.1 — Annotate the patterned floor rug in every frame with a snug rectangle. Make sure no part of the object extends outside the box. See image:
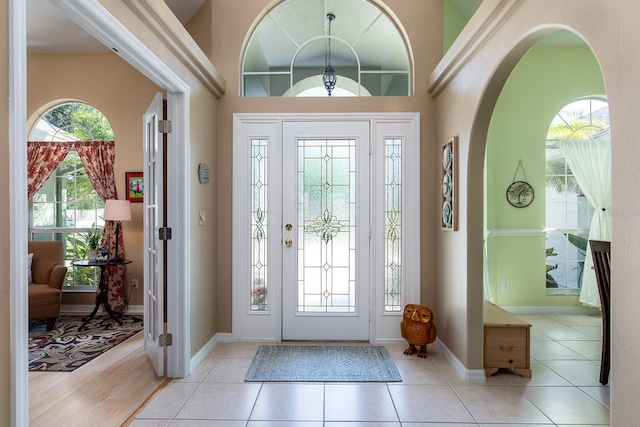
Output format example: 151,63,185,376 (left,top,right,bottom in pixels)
28,314,143,372
245,345,402,382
